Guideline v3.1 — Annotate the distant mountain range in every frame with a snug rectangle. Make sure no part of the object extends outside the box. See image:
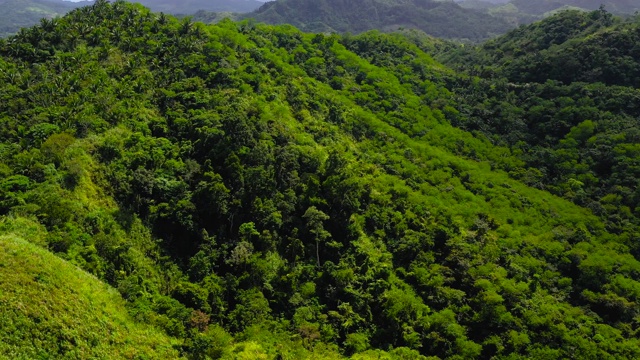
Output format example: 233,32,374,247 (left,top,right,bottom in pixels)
457,0,640,16
2,0,637,40
451,0,639,29
197,0,639,40
508,0,640,15
0,0,89,37
236,0,514,41
132,0,263,14
0,0,266,37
